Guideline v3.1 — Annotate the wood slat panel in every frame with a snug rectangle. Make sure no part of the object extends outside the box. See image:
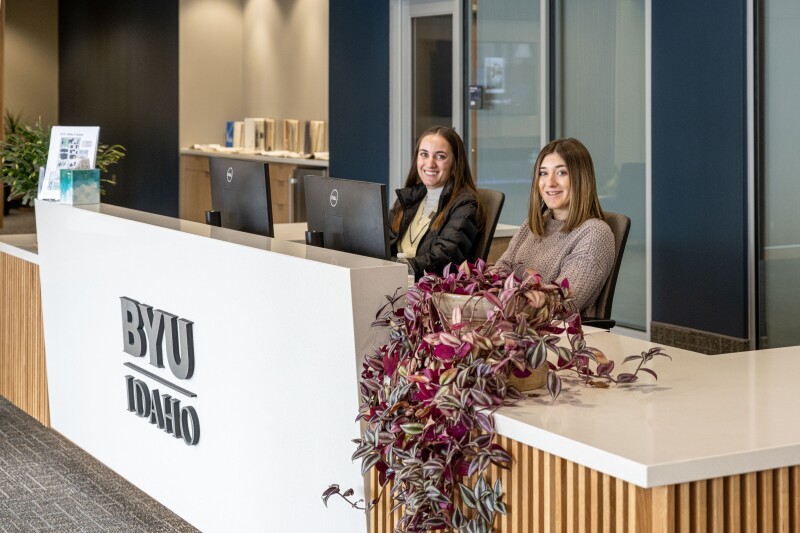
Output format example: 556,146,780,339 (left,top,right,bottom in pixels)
630,485,650,533
776,467,790,533
676,482,691,532
791,466,800,533
759,470,774,533
709,477,724,533
603,473,616,533
565,460,578,532
532,446,544,531
576,464,589,533
0,253,49,426
519,437,538,533
725,475,741,533
651,485,674,533
692,480,708,532
742,472,758,533
589,468,602,533
366,434,800,533
615,477,628,531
